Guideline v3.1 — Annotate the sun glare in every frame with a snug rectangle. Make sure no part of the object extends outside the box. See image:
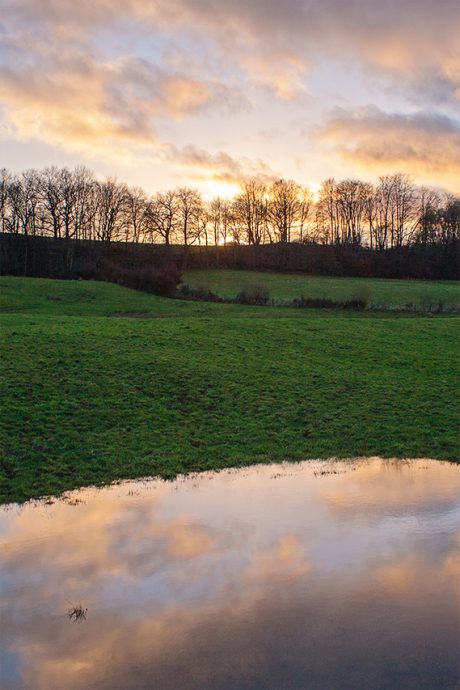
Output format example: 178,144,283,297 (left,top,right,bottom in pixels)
309,182,321,201
201,180,241,201
218,234,234,245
